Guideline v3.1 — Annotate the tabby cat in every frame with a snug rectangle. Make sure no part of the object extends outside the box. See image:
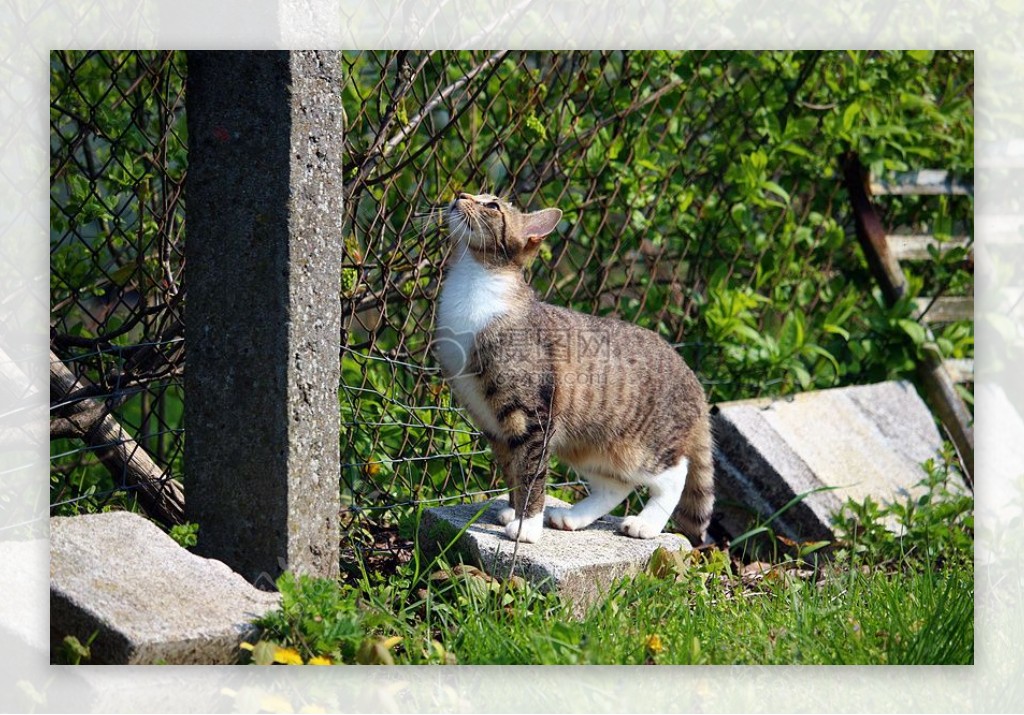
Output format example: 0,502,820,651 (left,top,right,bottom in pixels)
433,192,714,545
